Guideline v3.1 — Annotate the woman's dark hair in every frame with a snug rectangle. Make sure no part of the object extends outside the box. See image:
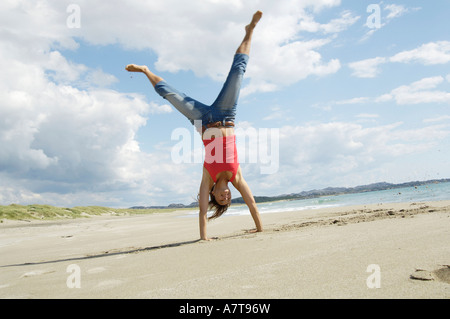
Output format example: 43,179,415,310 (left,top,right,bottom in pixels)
197,184,230,221
208,188,230,220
